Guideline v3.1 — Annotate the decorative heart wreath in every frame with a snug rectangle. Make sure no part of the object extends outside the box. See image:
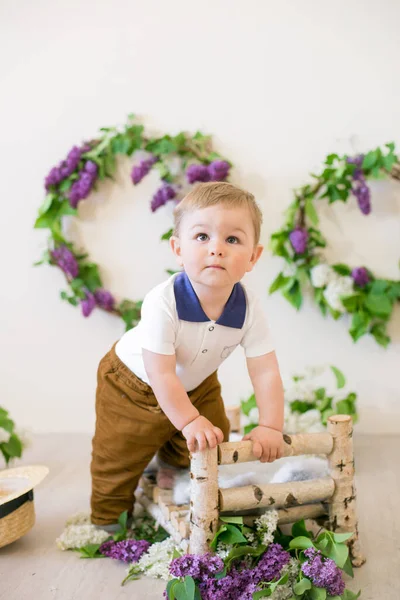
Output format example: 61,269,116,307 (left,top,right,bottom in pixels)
34,115,231,330
269,143,400,347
